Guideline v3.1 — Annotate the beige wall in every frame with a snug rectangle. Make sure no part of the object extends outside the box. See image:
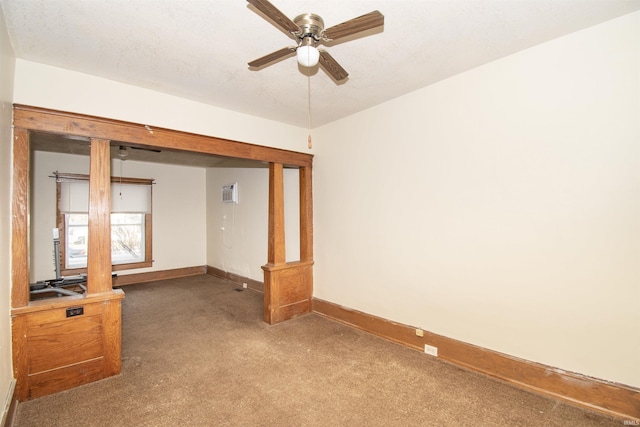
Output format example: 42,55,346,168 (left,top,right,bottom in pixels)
206,166,300,282
30,152,207,281
314,12,640,387
0,3,15,418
